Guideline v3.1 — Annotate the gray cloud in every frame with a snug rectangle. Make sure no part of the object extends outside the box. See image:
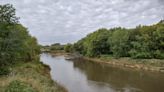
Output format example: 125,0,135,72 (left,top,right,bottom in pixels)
0,0,164,45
